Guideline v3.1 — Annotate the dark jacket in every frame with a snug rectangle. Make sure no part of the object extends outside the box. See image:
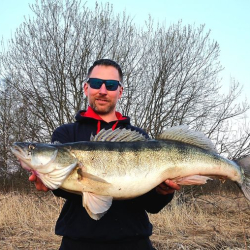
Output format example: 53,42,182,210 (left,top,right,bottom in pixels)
52,107,174,242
